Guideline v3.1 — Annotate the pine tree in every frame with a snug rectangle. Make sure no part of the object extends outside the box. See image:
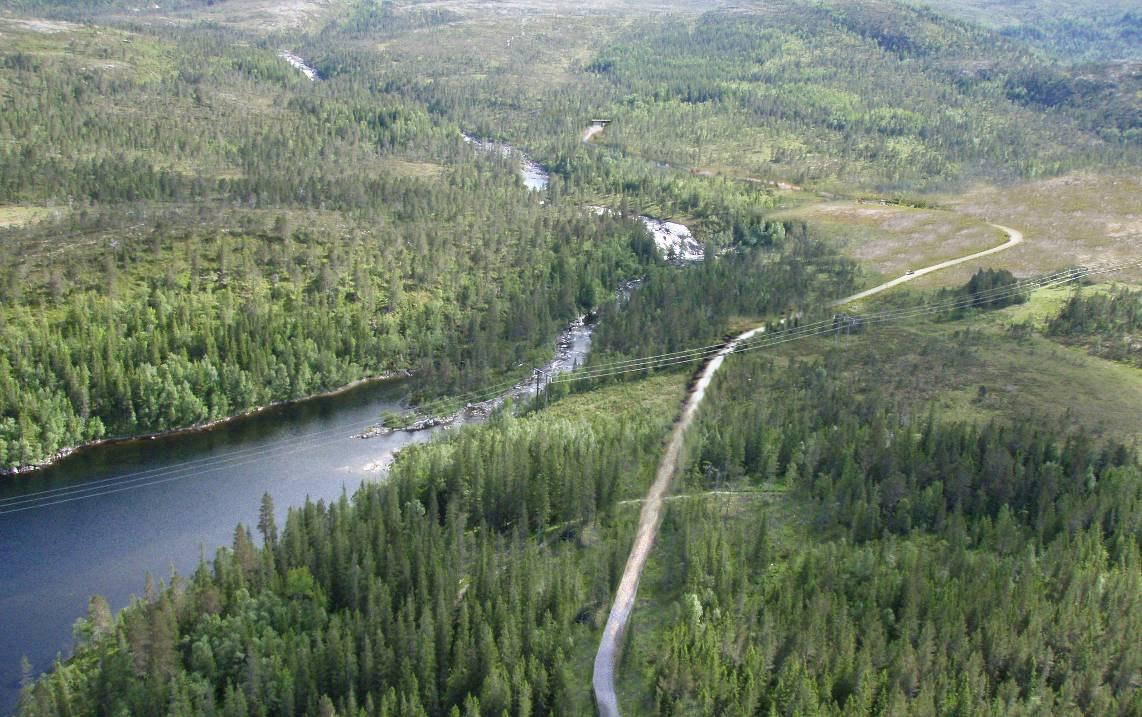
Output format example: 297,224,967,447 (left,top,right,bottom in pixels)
258,492,278,548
